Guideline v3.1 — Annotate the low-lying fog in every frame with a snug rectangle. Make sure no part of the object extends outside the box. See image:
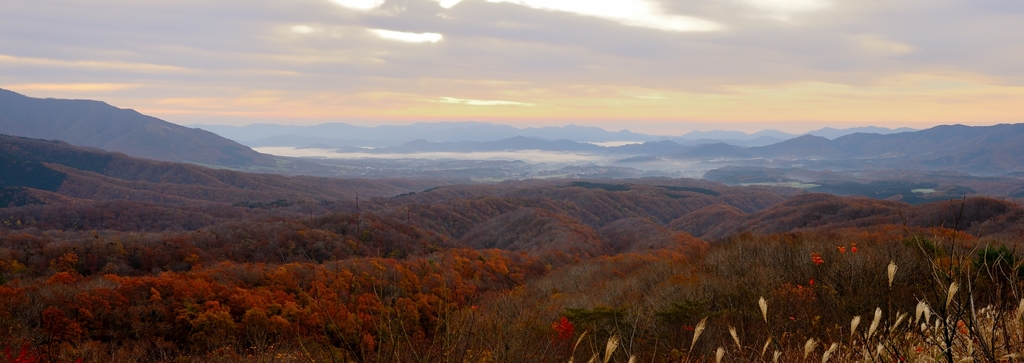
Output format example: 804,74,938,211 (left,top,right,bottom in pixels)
255,147,607,164
586,141,644,147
